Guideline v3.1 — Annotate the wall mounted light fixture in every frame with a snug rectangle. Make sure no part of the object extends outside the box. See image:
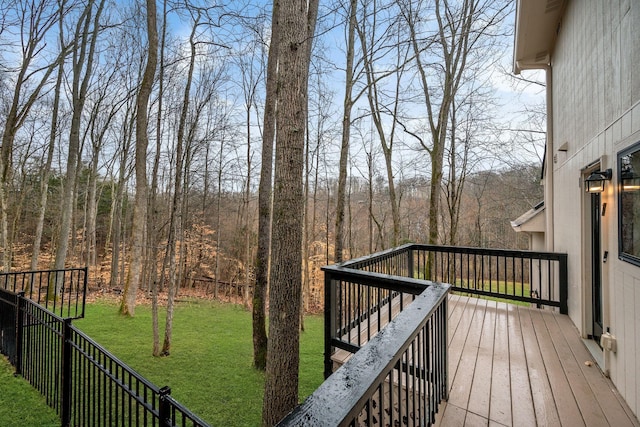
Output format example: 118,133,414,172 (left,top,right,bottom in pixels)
585,168,612,193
